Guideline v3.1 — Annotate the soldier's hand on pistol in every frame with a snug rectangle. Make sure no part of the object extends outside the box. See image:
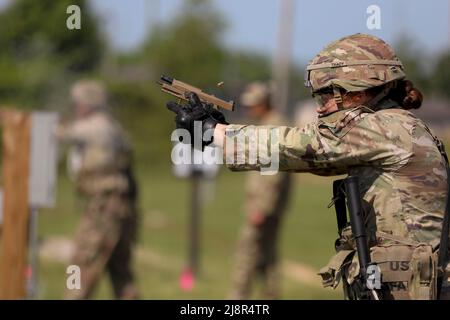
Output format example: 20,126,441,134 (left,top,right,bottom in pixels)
166,92,228,149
